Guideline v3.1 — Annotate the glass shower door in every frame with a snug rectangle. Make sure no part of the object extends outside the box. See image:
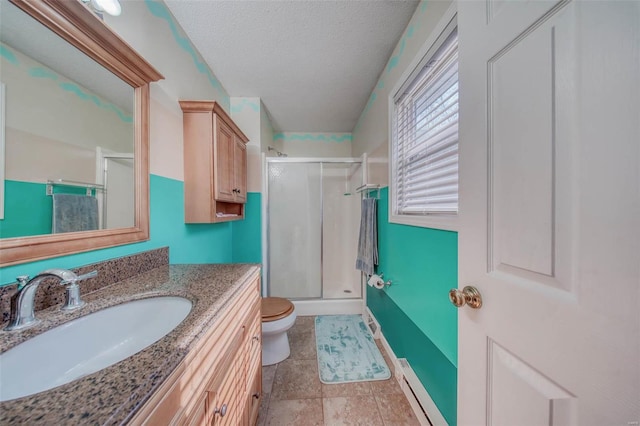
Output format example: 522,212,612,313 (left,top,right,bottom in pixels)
268,162,322,298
